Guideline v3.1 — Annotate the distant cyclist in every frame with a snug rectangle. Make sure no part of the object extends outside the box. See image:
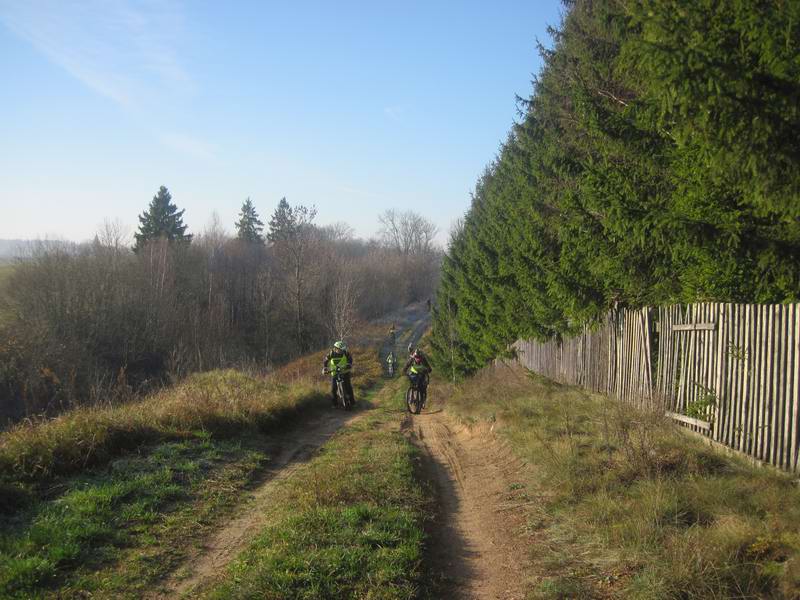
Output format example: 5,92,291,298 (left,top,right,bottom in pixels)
322,341,354,407
386,350,396,377
403,346,432,401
